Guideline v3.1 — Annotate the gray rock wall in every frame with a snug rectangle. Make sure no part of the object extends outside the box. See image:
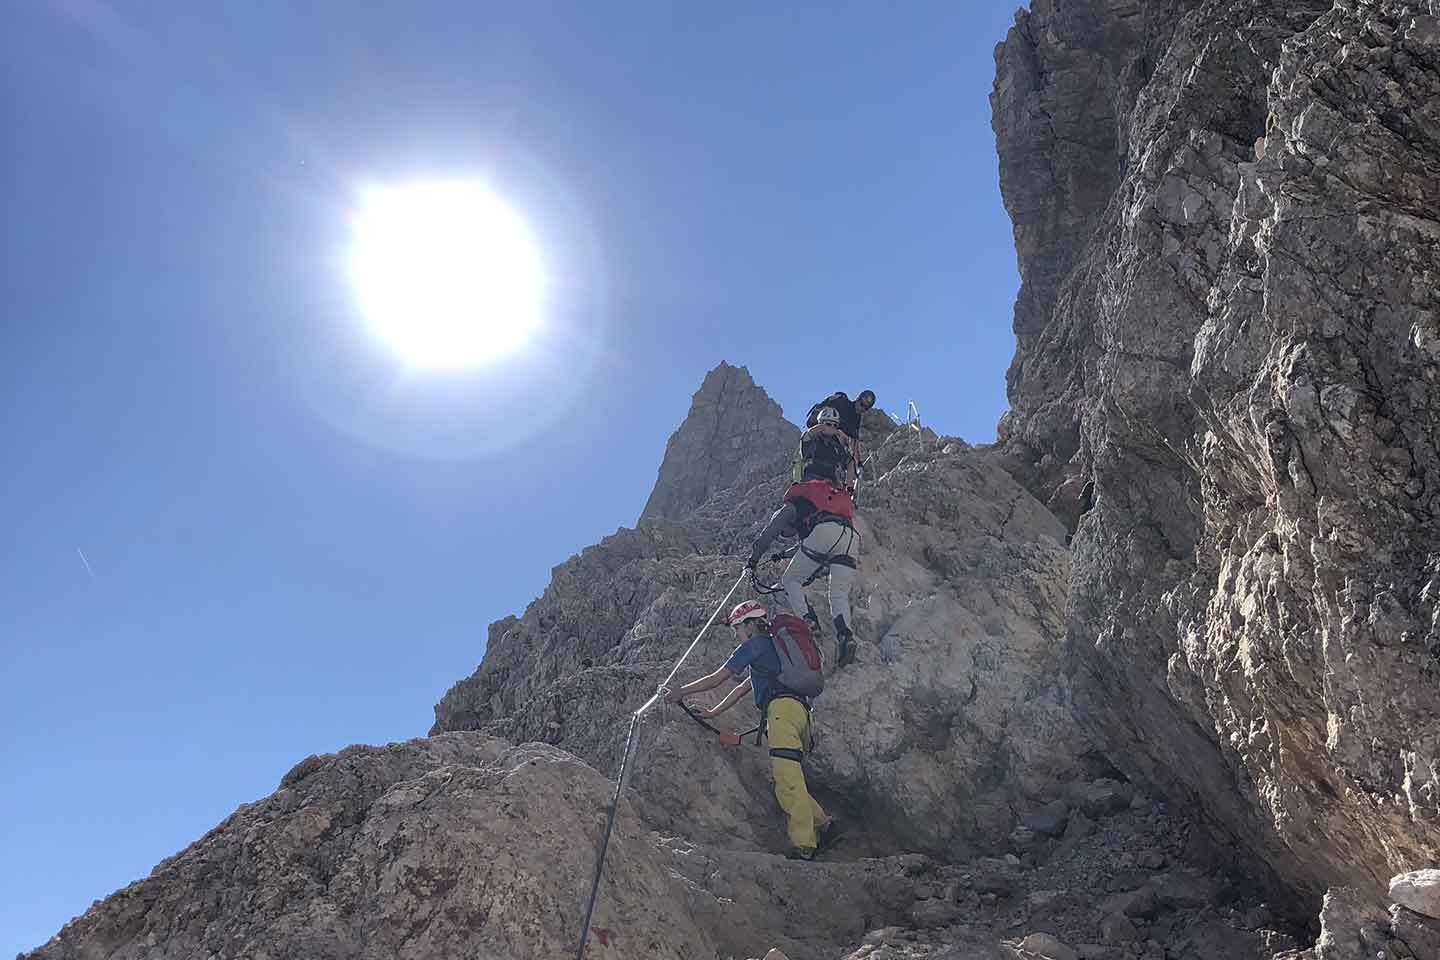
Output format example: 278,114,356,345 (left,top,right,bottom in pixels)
435,398,1093,860
638,361,799,522
993,0,1440,916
